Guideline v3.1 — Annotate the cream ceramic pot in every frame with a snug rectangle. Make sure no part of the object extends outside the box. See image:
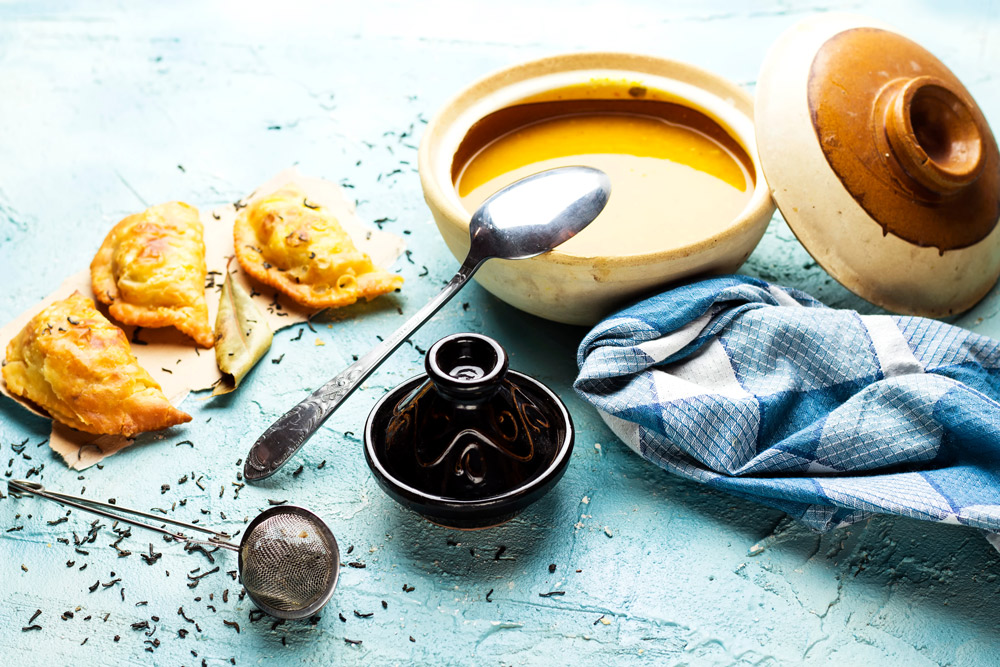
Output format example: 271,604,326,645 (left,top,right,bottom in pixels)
418,52,775,326
756,14,1000,318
